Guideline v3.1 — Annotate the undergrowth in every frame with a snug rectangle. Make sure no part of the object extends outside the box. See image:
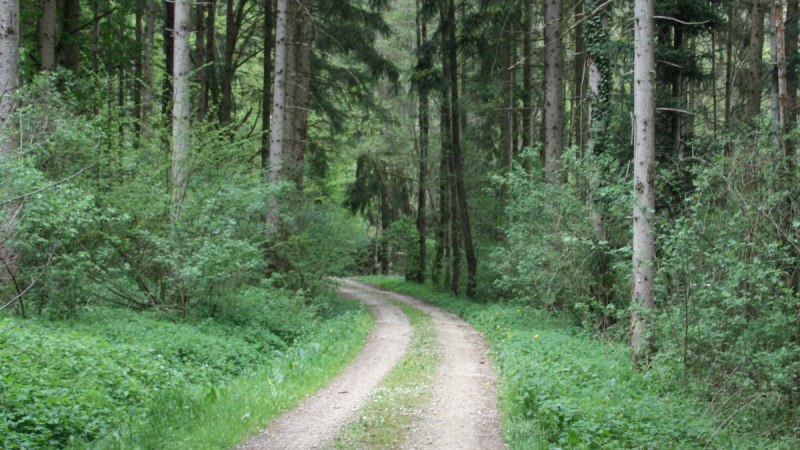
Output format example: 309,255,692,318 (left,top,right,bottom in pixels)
330,301,438,449
0,290,372,449
363,276,799,450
